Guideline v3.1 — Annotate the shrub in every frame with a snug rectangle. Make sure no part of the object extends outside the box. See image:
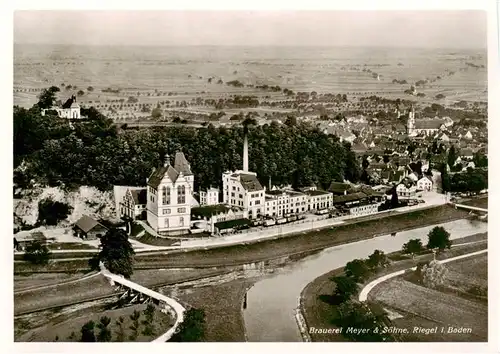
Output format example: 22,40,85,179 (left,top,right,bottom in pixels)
23,241,51,265
422,260,448,288
37,199,72,226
